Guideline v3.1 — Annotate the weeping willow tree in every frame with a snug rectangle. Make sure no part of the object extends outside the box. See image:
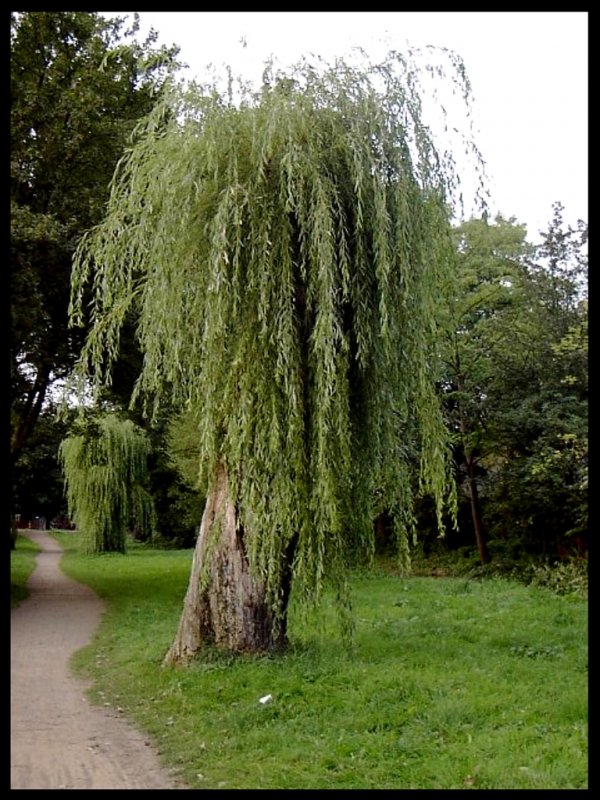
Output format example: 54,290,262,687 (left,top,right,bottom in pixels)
68,49,485,660
59,414,156,554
